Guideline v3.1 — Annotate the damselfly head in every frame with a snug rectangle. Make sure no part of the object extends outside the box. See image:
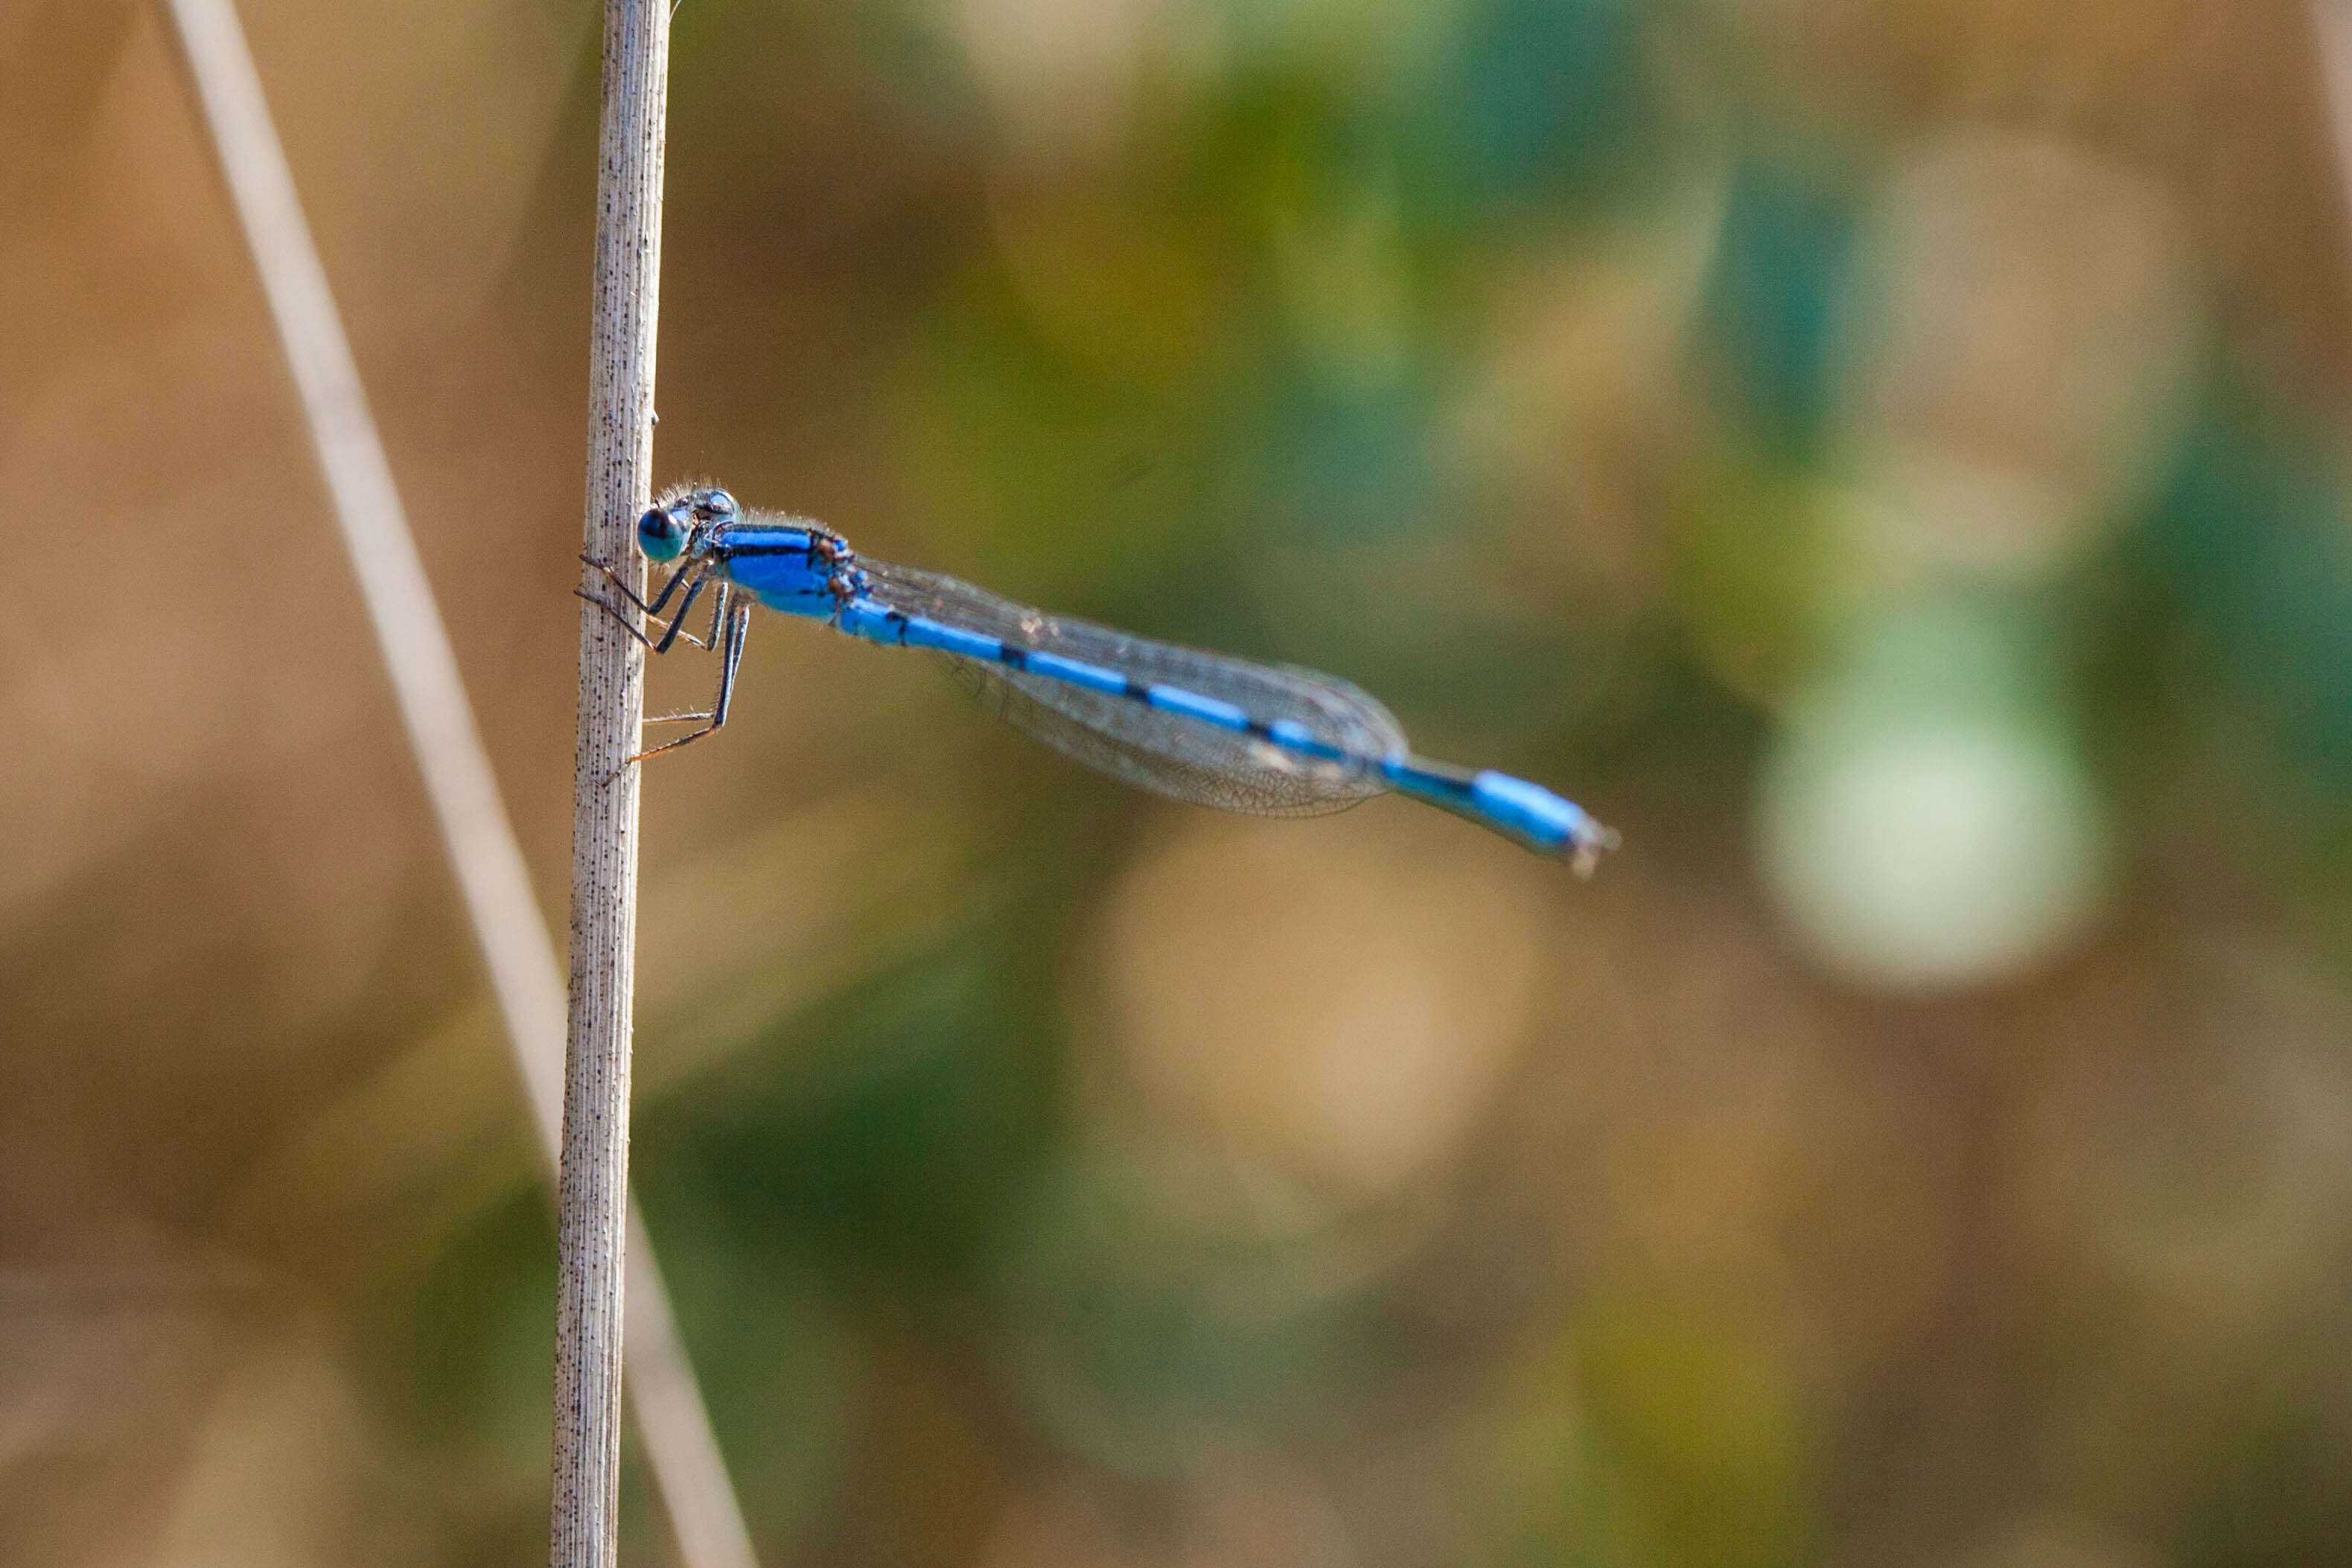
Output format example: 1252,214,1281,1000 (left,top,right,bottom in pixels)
638,485,740,562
